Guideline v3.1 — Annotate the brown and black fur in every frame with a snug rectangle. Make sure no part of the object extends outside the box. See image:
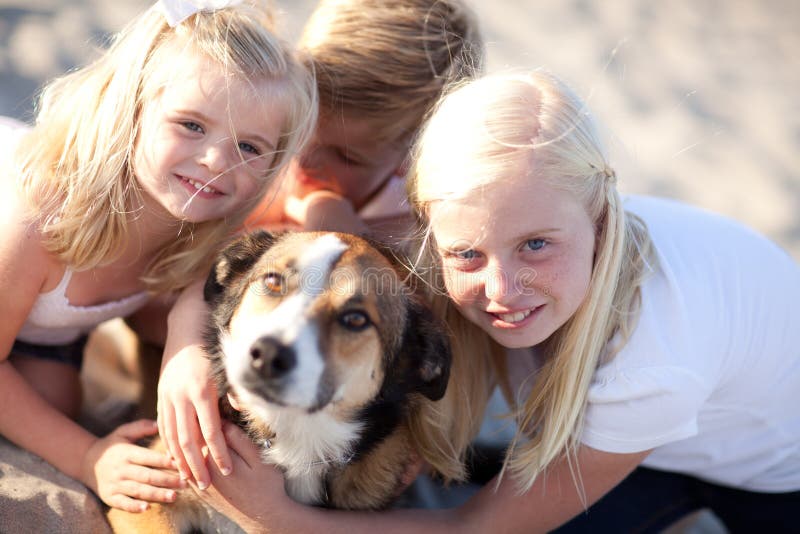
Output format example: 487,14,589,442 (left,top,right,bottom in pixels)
108,231,452,532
